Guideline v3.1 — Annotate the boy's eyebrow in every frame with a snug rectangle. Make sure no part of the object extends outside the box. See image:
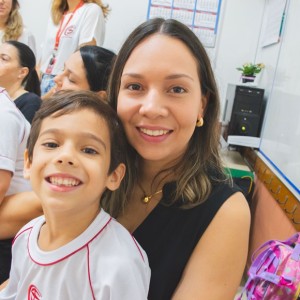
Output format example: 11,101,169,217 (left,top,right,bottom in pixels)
39,128,107,150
